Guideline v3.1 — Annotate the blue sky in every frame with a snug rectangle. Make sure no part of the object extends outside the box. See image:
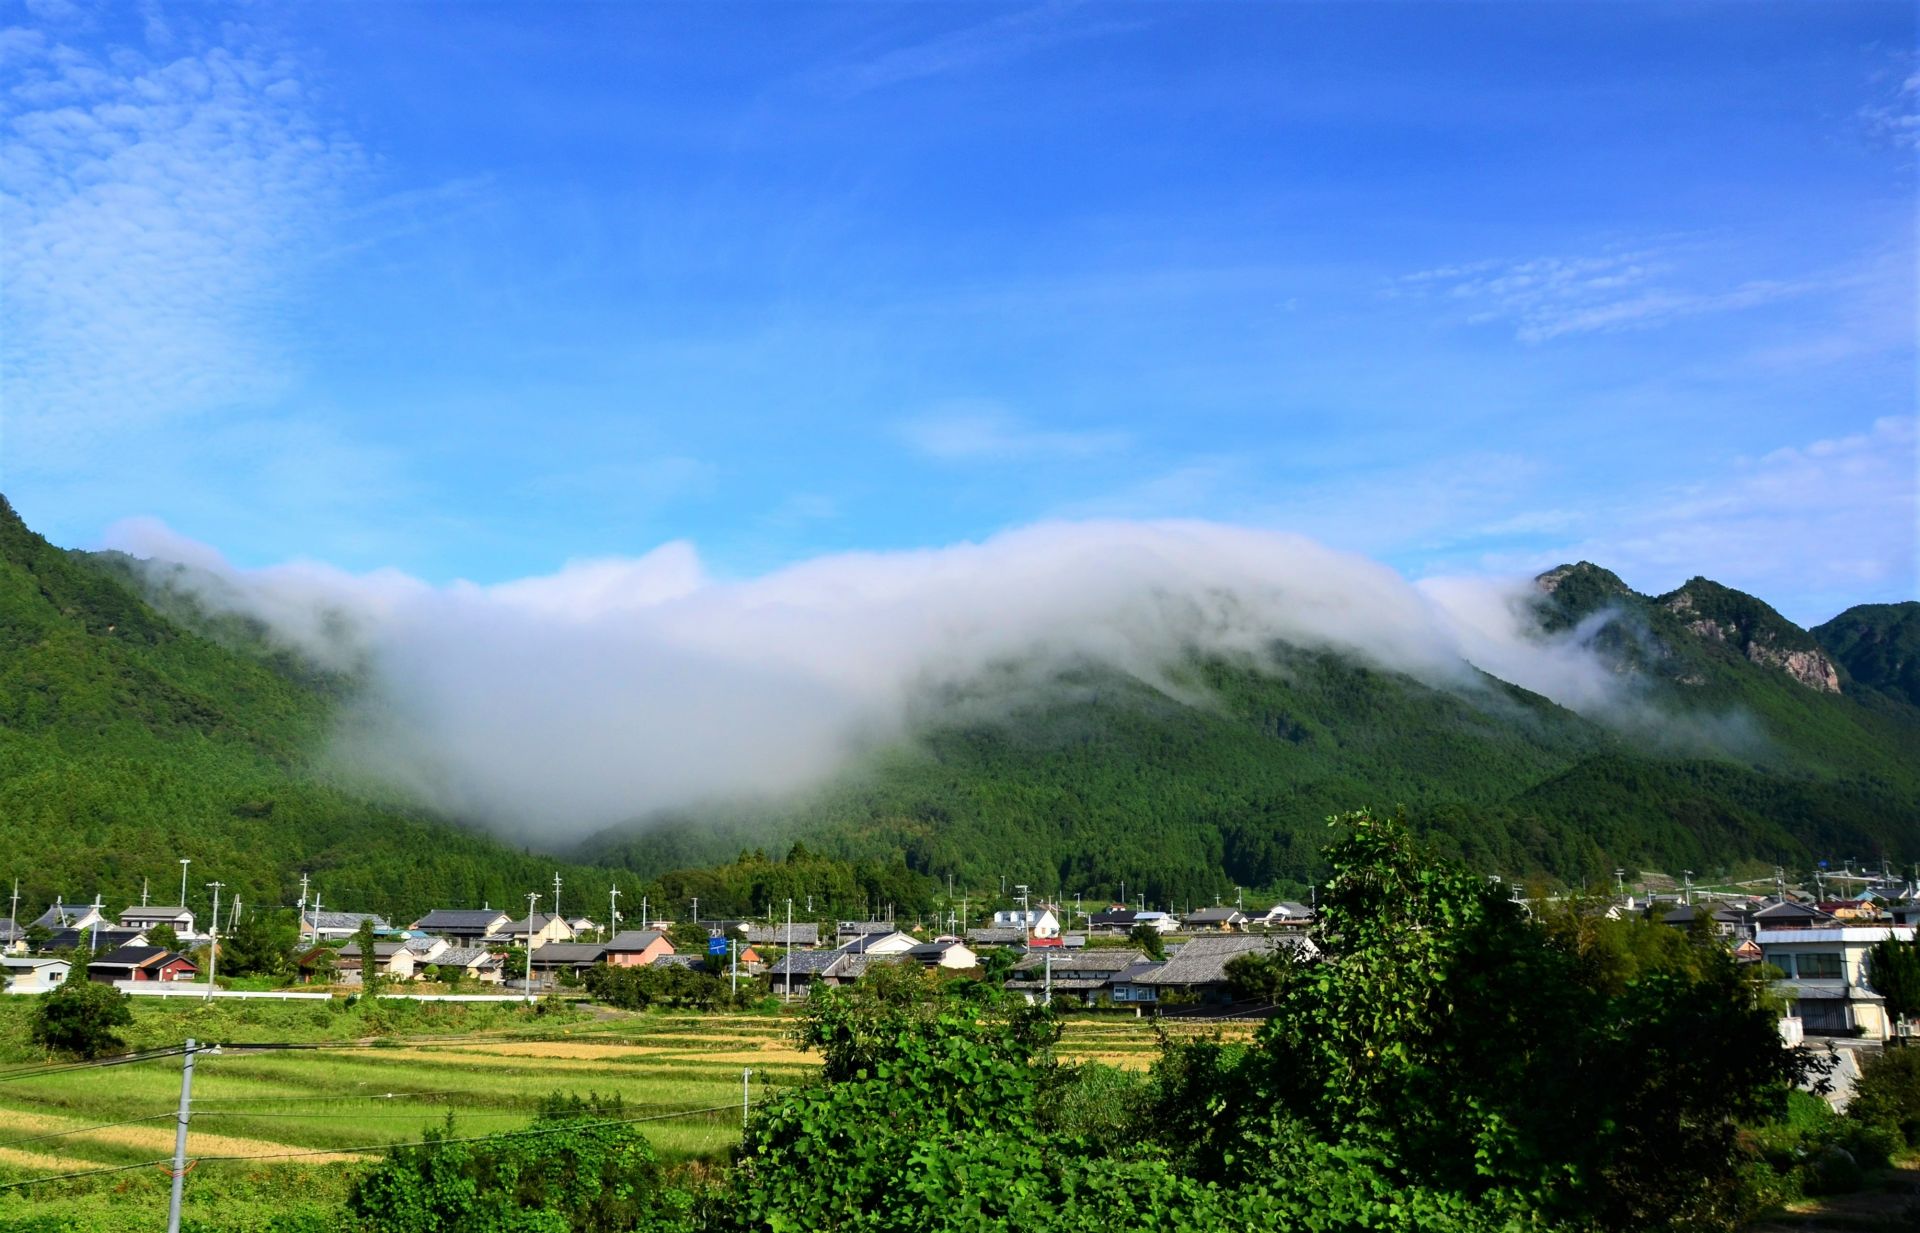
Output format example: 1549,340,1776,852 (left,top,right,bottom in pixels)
2,0,1913,623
